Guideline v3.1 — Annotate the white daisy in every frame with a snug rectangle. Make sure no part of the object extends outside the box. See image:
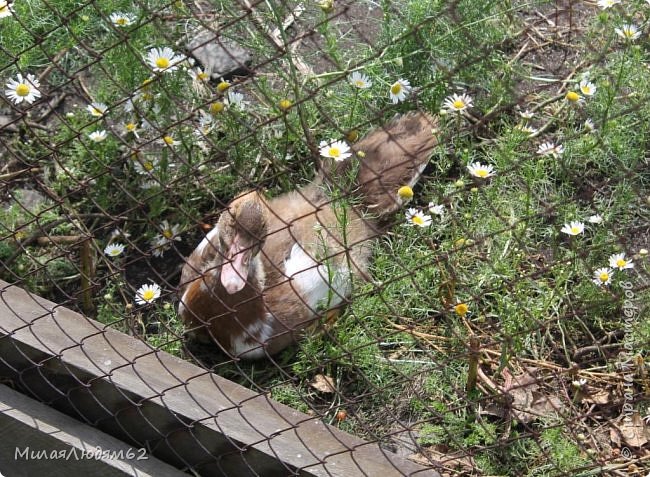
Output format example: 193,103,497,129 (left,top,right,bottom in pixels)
151,220,182,257
225,91,246,110
122,97,136,114
587,214,603,224
584,119,595,132
467,161,495,179
133,156,159,175
123,121,140,138
5,73,41,104
135,283,161,305
104,243,125,257
151,240,170,257
615,24,641,41
443,92,473,113
579,80,596,96
561,221,585,236
349,71,372,89
428,202,445,216
159,220,181,241
109,12,135,27
405,208,432,227
389,79,411,104
88,130,108,142
132,78,156,105
110,228,131,240
319,140,351,161
159,134,180,147
519,110,534,119
139,117,154,131
609,253,634,271
597,0,620,8
515,124,537,136
572,378,587,388
189,67,210,84
140,180,160,190
537,141,564,157
146,47,185,73
196,111,214,137
592,267,612,286
86,102,108,117
0,1,14,19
